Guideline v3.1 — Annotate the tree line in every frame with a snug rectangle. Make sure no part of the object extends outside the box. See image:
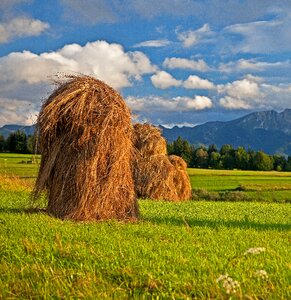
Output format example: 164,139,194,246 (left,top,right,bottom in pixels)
0,130,38,154
167,137,291,171
1,131,291,171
